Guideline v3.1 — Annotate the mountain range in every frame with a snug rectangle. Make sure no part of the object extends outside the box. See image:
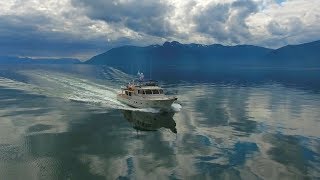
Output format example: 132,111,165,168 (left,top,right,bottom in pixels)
1,40,319,70
86,40,320,72
0,56,81,64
